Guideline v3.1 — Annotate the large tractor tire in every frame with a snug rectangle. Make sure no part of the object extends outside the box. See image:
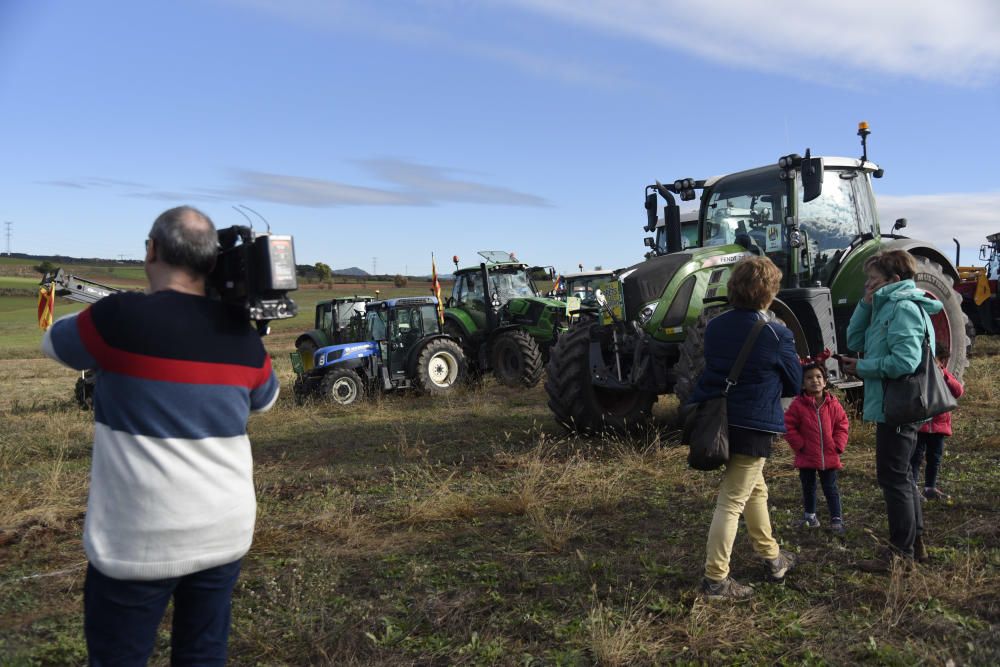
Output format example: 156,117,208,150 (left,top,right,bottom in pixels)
673,306,728,410
414,338,466,395
544,322,656,433
319,368,366,406
913,256,971,381
492,329,544,387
